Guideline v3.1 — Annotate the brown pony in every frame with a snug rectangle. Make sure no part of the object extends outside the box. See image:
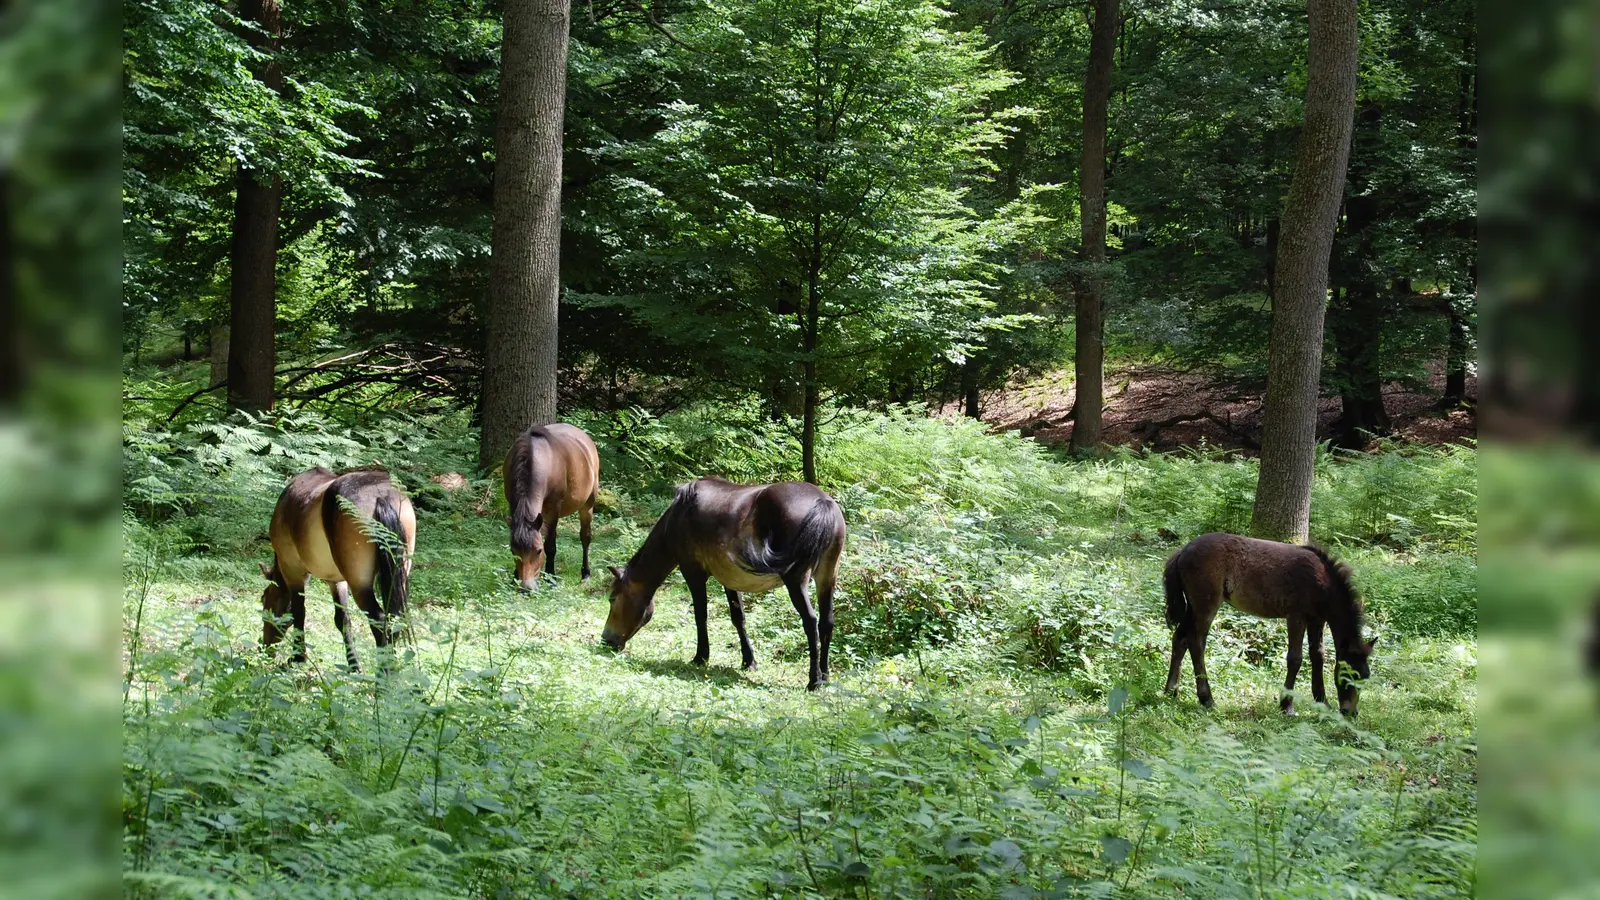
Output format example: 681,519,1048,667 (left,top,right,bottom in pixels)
601,478,847,690
504,423,601,590
260,467,416,670
1163,532,1377,716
